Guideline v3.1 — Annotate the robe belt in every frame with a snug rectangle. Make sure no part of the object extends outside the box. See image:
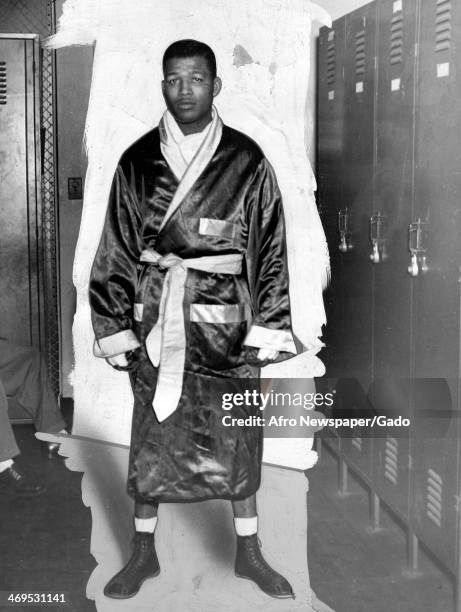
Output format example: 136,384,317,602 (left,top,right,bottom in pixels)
139,248,244,423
